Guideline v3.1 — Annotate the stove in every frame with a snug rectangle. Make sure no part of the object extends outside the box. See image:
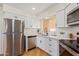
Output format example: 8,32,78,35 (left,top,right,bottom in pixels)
60,40,79,53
